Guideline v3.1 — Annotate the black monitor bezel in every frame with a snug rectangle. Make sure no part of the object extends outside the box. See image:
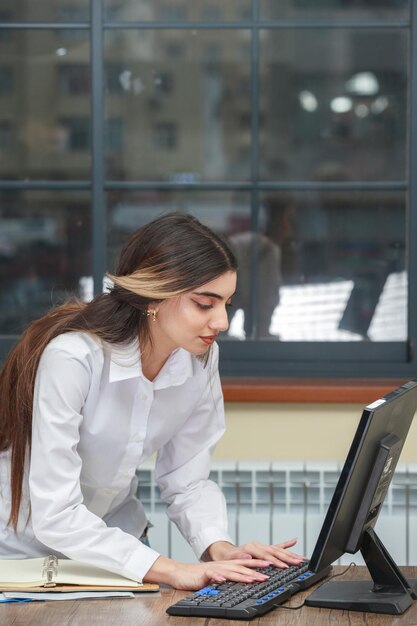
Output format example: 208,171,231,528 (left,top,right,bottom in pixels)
309,379,417,573
306,379,417,614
